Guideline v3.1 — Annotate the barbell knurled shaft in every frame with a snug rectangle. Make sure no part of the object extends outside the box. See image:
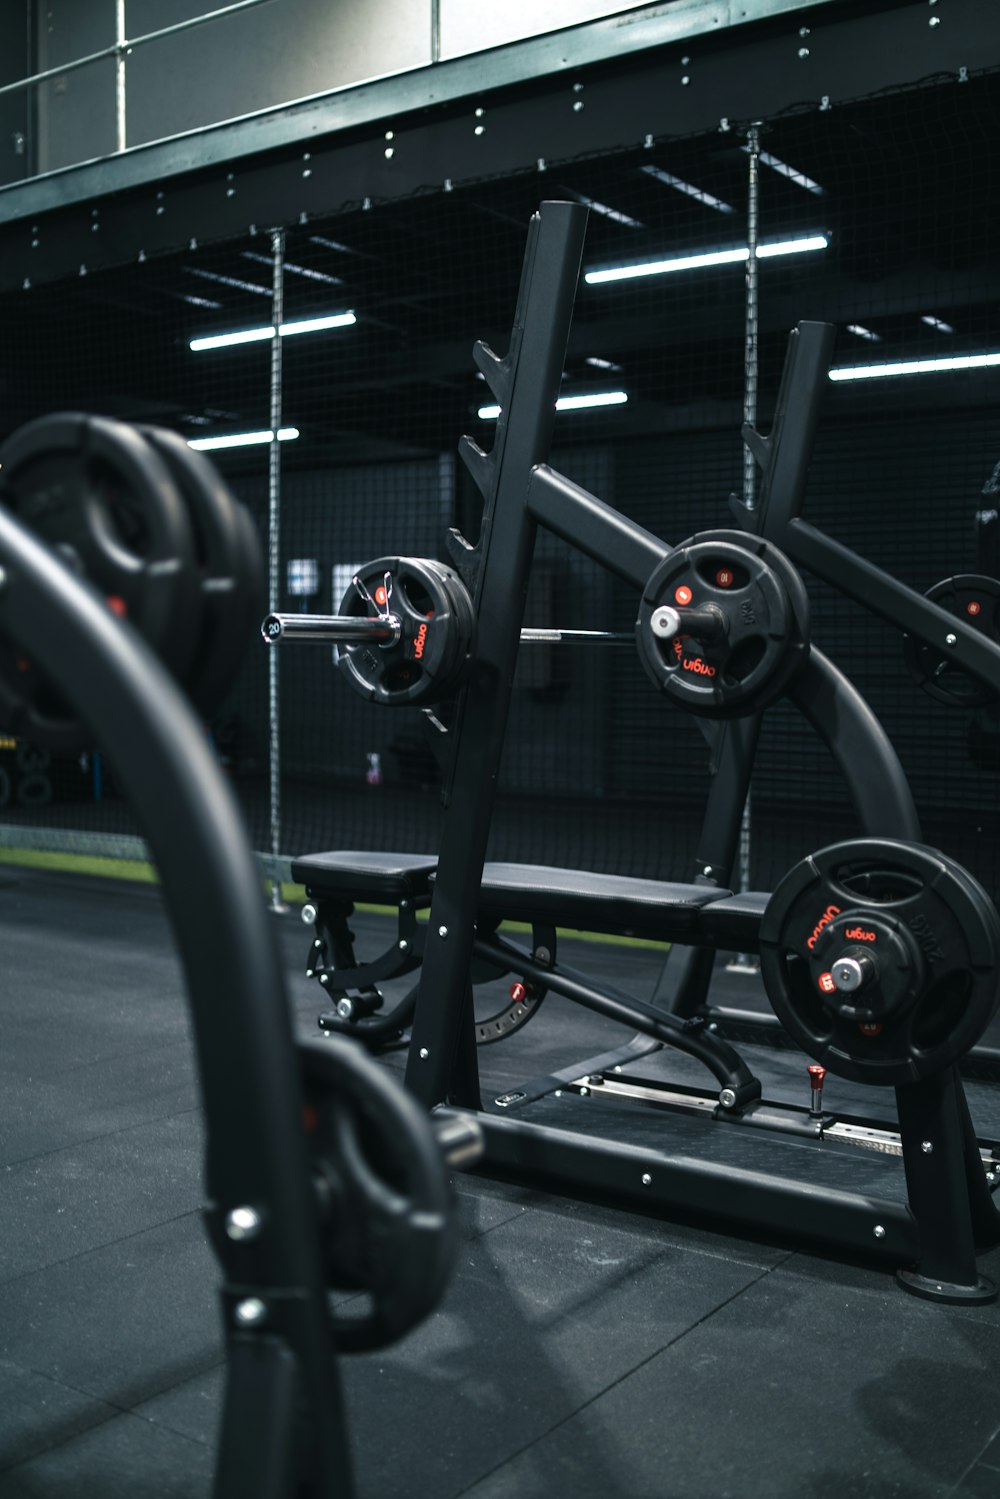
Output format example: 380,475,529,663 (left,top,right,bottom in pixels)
261,612,401,644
